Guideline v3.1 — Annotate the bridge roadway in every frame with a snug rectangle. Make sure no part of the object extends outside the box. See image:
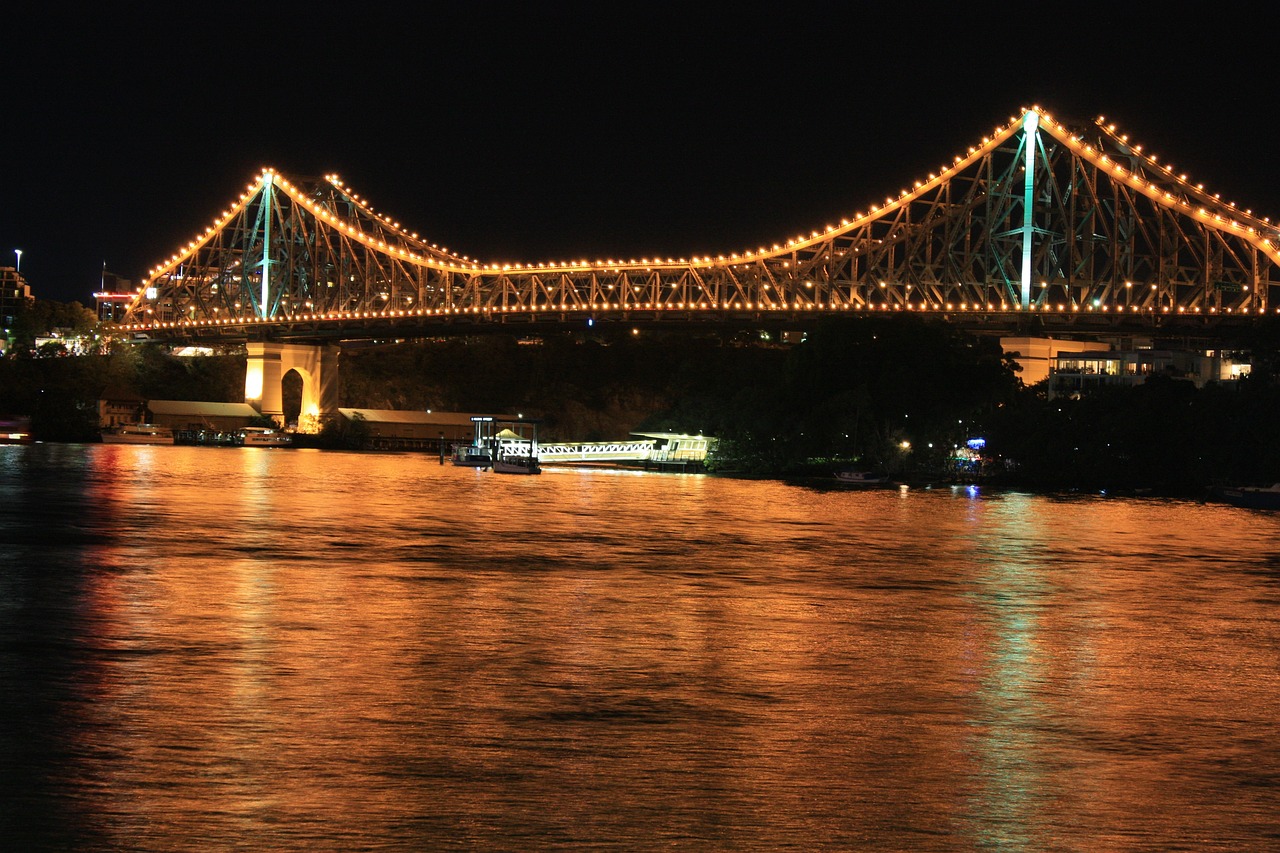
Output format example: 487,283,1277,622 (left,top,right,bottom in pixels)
123,302,1272,347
